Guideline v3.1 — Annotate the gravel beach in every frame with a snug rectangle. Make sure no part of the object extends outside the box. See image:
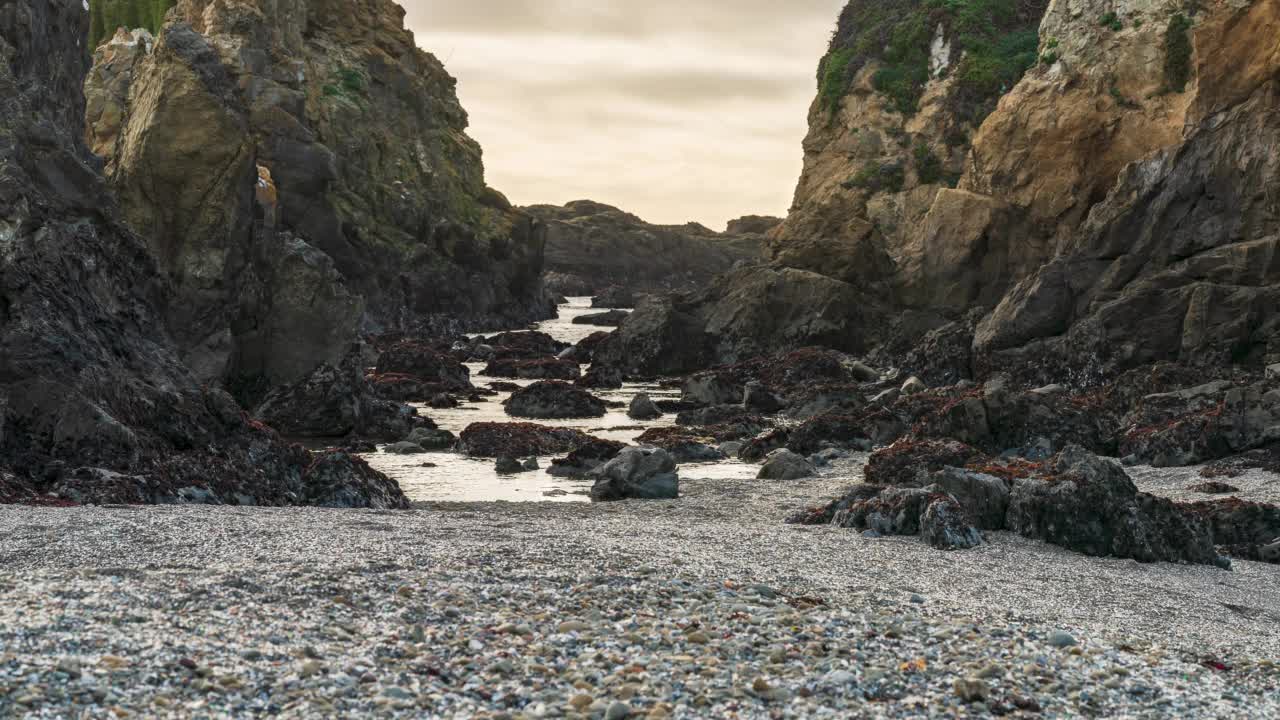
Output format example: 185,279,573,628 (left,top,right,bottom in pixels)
1,462,1278,718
